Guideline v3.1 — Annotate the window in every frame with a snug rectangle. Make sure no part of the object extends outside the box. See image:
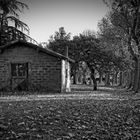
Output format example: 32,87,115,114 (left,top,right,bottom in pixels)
11,63,28,77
